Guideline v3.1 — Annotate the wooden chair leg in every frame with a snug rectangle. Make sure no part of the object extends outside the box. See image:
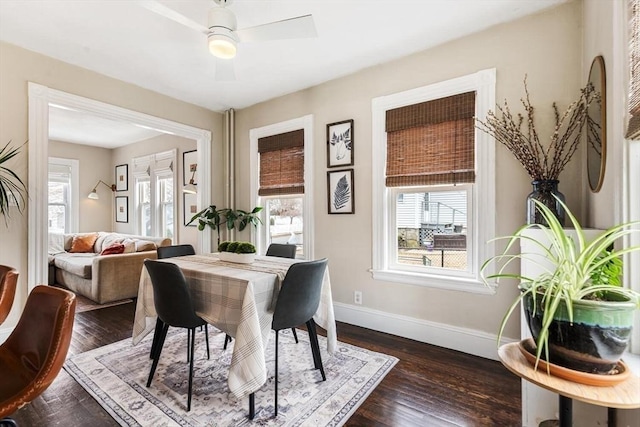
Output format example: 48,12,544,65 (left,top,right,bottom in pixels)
307,319,326,381
150,317,164,359
187,328,196,411
224,334,232,350
291,327,299,343
147,323,169,387
204,324,210,359
275,330,279,416
249,393,255,420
